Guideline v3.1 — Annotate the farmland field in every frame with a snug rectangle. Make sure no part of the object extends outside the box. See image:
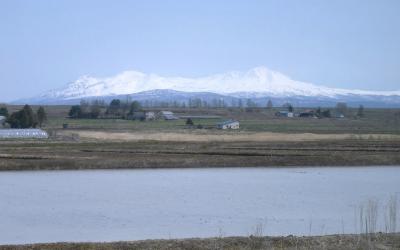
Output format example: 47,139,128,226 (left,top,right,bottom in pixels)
6,105,400,134
1,105,400,170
